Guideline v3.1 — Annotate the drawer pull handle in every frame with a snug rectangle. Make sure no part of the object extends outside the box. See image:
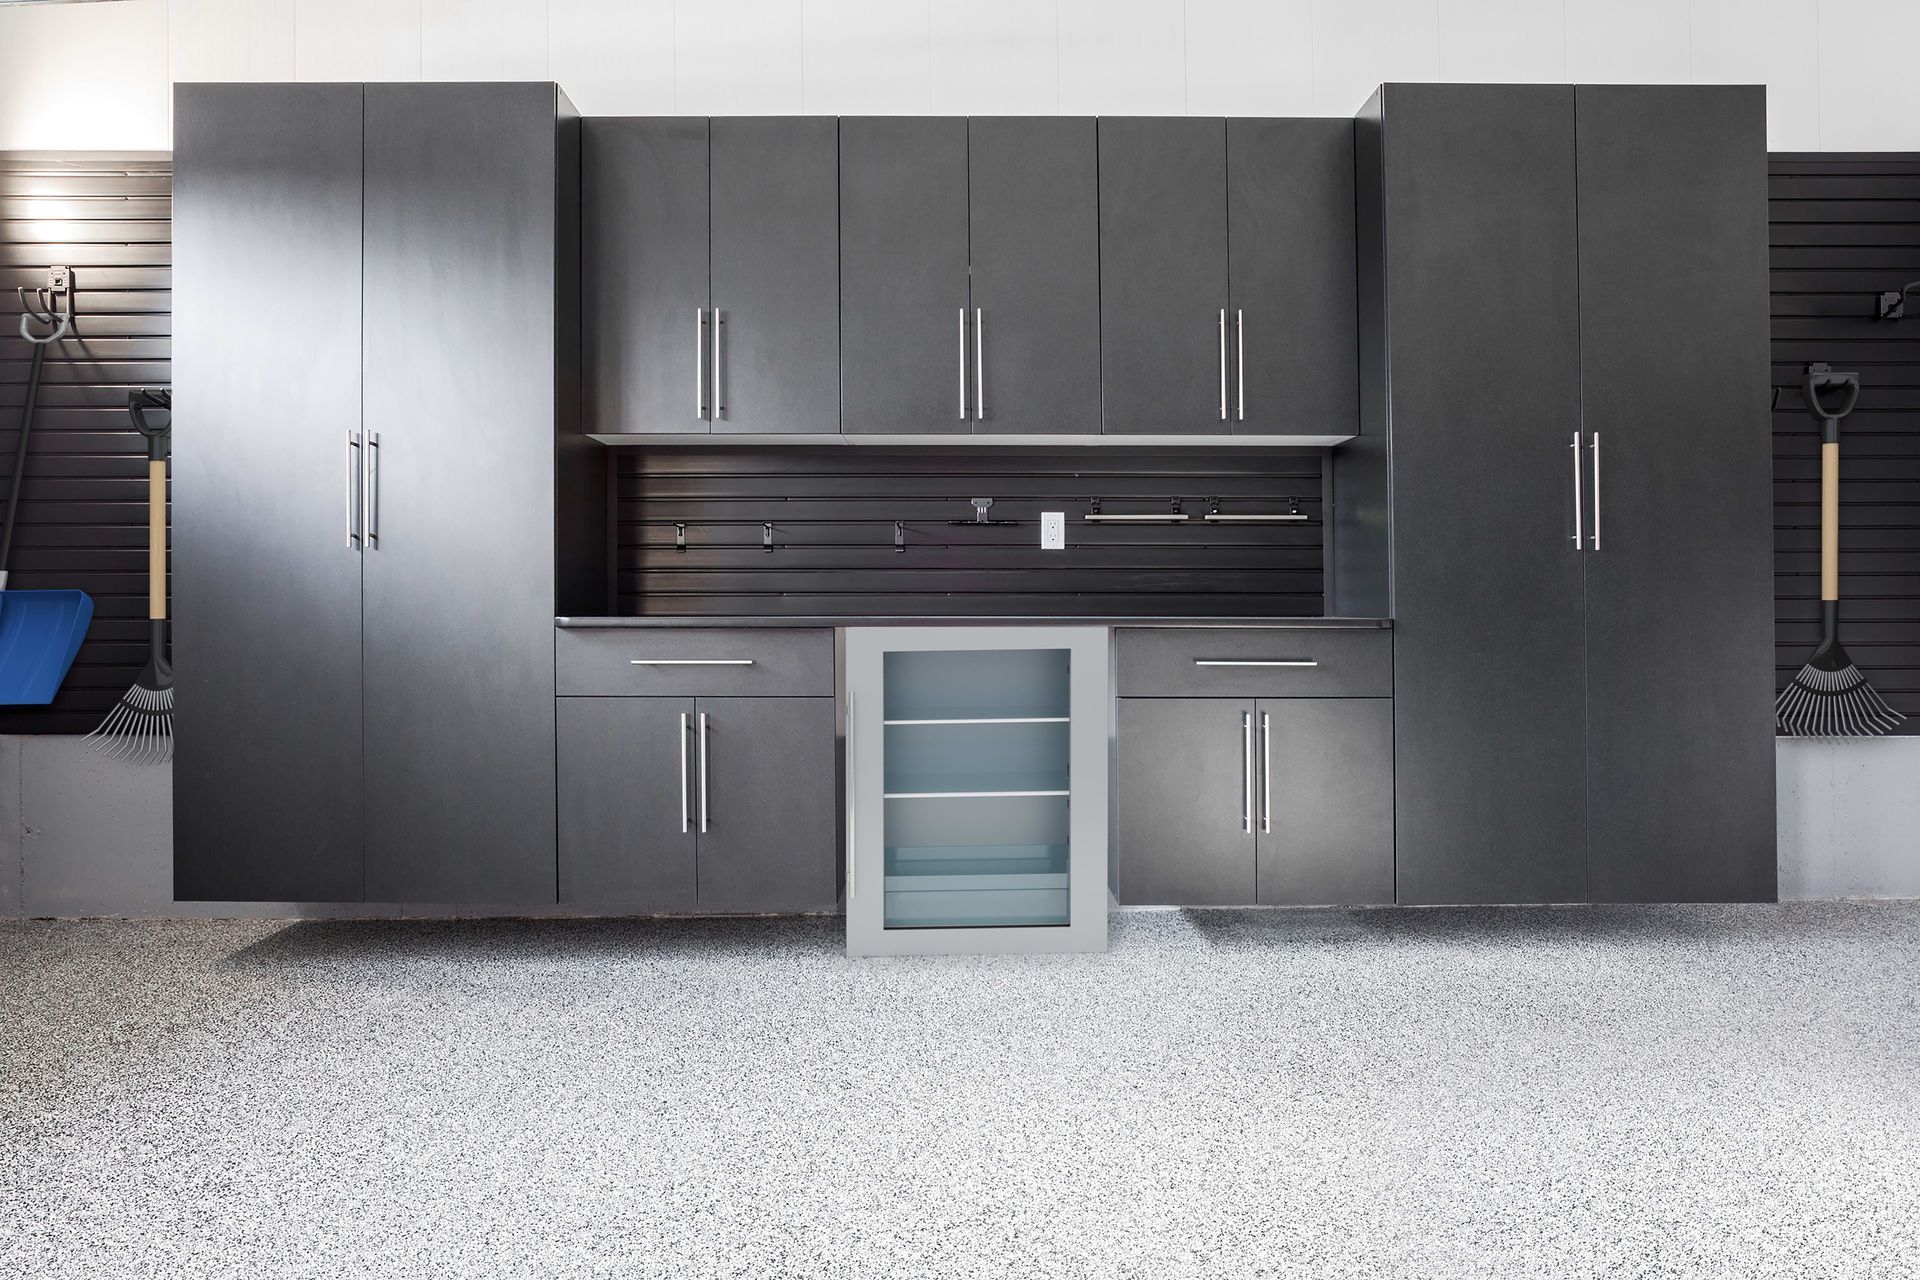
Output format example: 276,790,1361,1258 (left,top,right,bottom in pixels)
1195,659,1319,668
629,659,756,666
